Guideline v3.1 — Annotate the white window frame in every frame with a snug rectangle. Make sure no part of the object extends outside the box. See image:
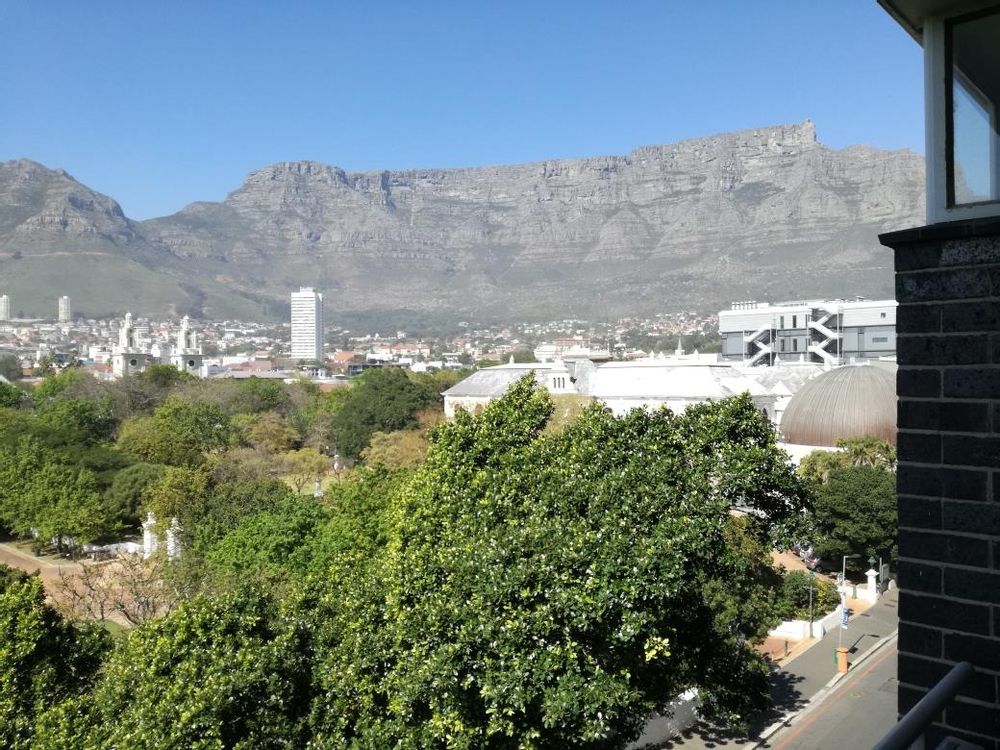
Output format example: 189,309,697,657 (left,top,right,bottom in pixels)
925,11,1000,223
